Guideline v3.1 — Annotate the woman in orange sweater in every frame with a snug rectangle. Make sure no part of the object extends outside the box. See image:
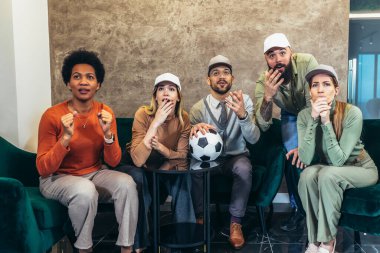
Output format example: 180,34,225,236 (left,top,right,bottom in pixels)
36,49,138,253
